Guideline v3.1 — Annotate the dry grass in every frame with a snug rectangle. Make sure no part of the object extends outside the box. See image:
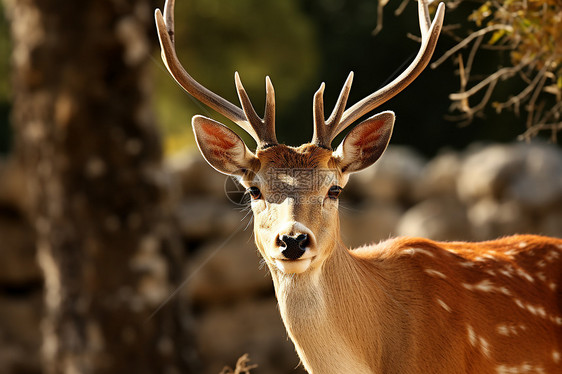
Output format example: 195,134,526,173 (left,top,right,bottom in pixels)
219,354,258,374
